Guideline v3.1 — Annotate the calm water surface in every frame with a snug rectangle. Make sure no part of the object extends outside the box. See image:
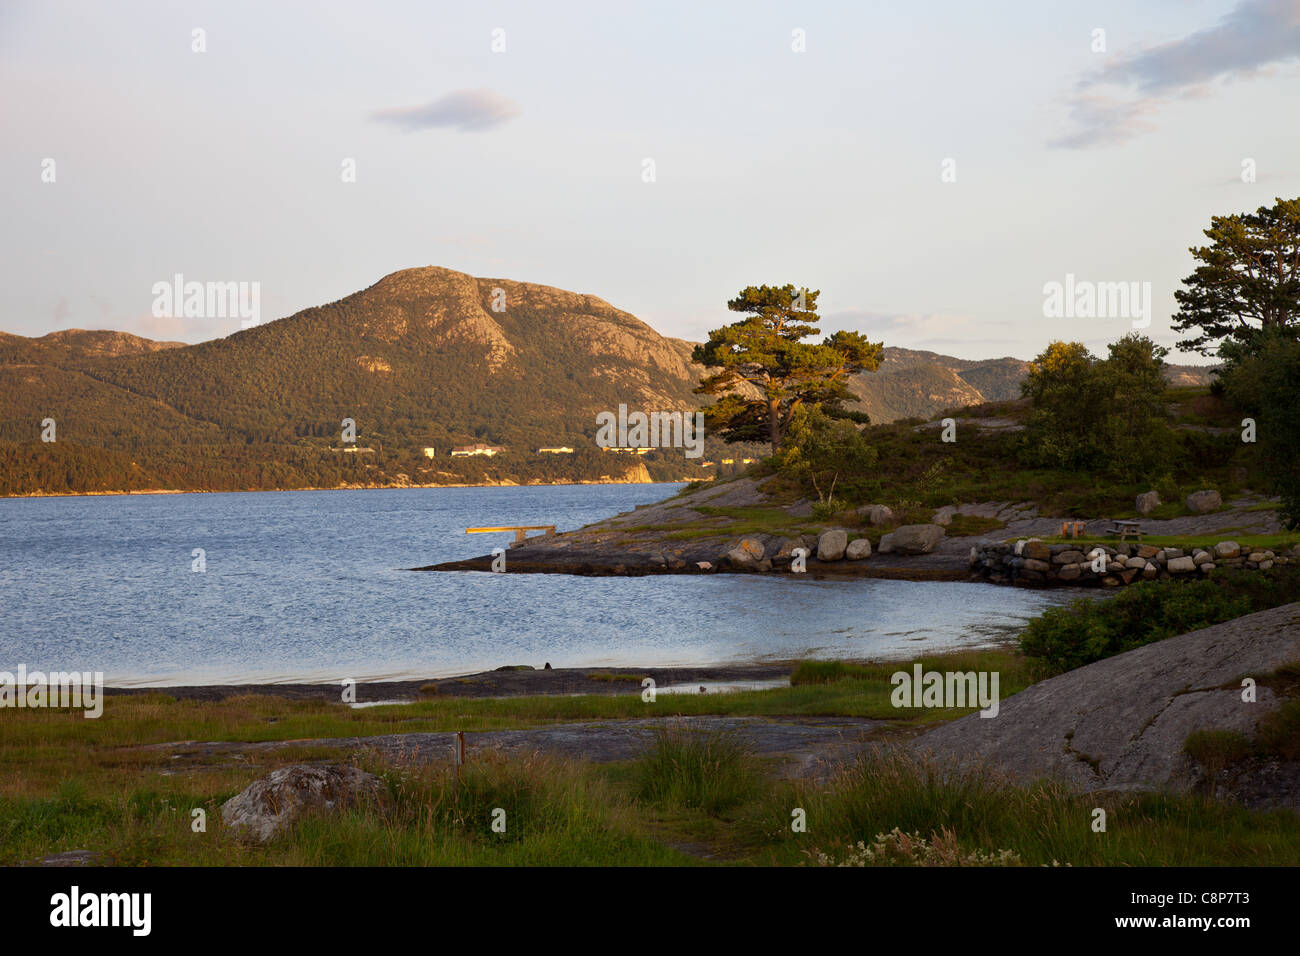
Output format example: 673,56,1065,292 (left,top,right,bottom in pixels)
0,484,1077,685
